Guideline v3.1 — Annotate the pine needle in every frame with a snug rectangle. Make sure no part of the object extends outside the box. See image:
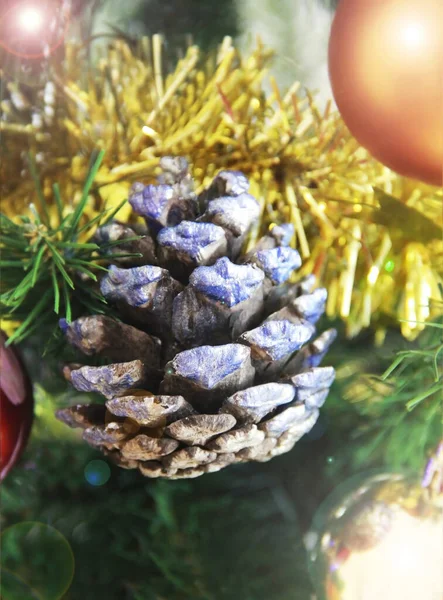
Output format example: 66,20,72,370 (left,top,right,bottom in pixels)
63,280,72,323
102,198,129,225
7,291,52,345
51,266,60,314
0,151,133,347
30,245,46,287
350,318,443,470
65,150,106,239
